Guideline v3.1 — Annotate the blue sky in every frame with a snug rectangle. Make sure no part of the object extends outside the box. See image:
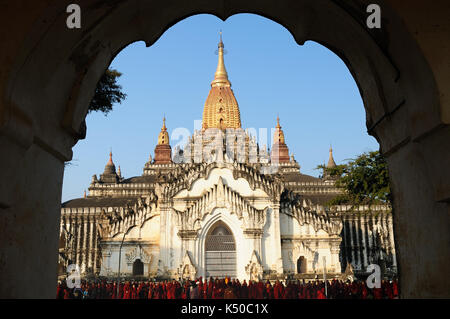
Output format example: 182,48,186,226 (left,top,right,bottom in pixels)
62,13,379,202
